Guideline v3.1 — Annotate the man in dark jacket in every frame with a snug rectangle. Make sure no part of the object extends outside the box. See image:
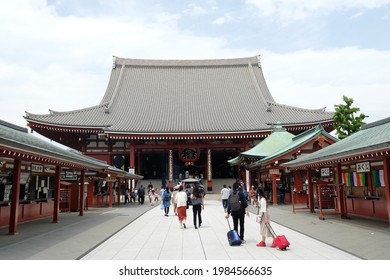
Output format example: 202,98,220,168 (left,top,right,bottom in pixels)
225,181,250,243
